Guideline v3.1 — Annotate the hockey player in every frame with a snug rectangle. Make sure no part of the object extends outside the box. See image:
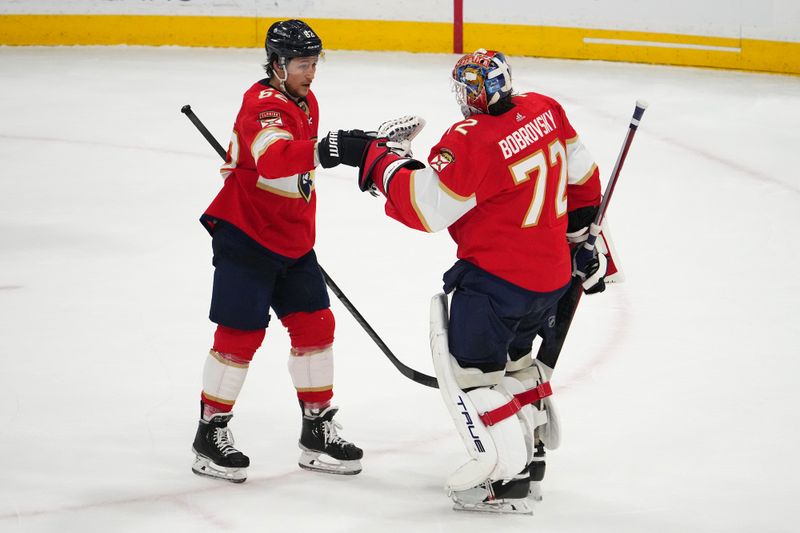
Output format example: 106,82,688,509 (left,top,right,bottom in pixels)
192,19,377,482
352,49,607,512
